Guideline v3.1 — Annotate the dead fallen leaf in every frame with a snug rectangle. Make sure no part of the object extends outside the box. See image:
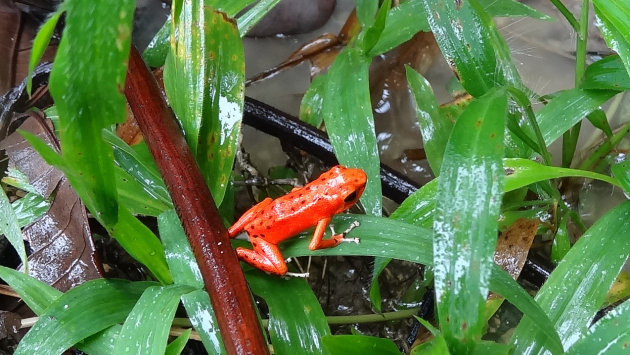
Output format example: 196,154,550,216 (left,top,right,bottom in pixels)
494,218,539,281
0,115,102,291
